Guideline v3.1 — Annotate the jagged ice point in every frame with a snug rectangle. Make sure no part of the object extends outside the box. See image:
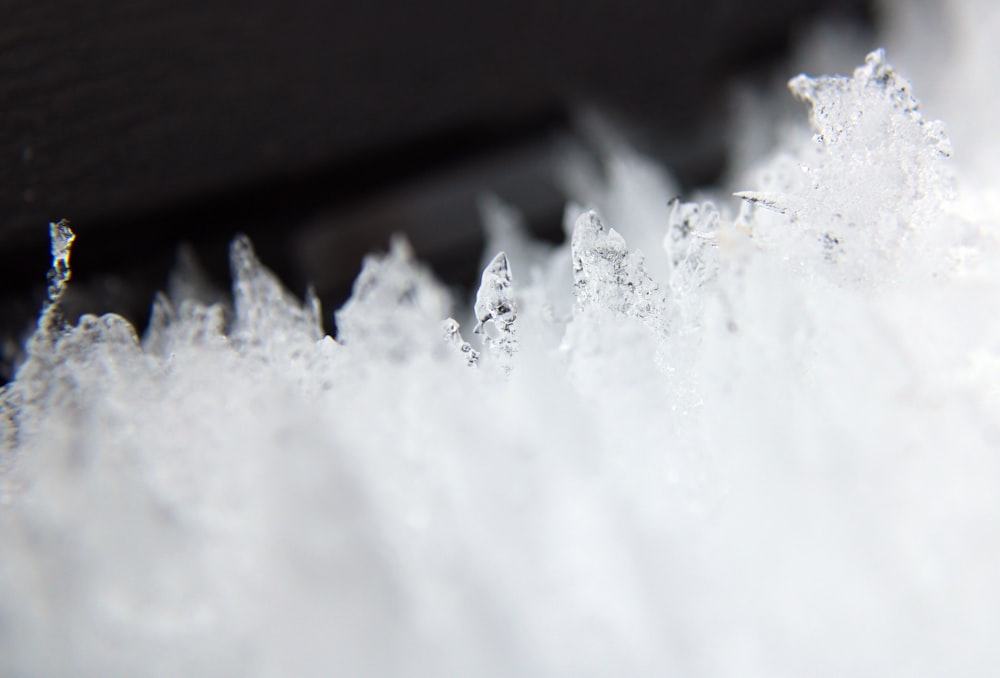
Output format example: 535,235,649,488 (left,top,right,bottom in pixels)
3,3,1000,675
